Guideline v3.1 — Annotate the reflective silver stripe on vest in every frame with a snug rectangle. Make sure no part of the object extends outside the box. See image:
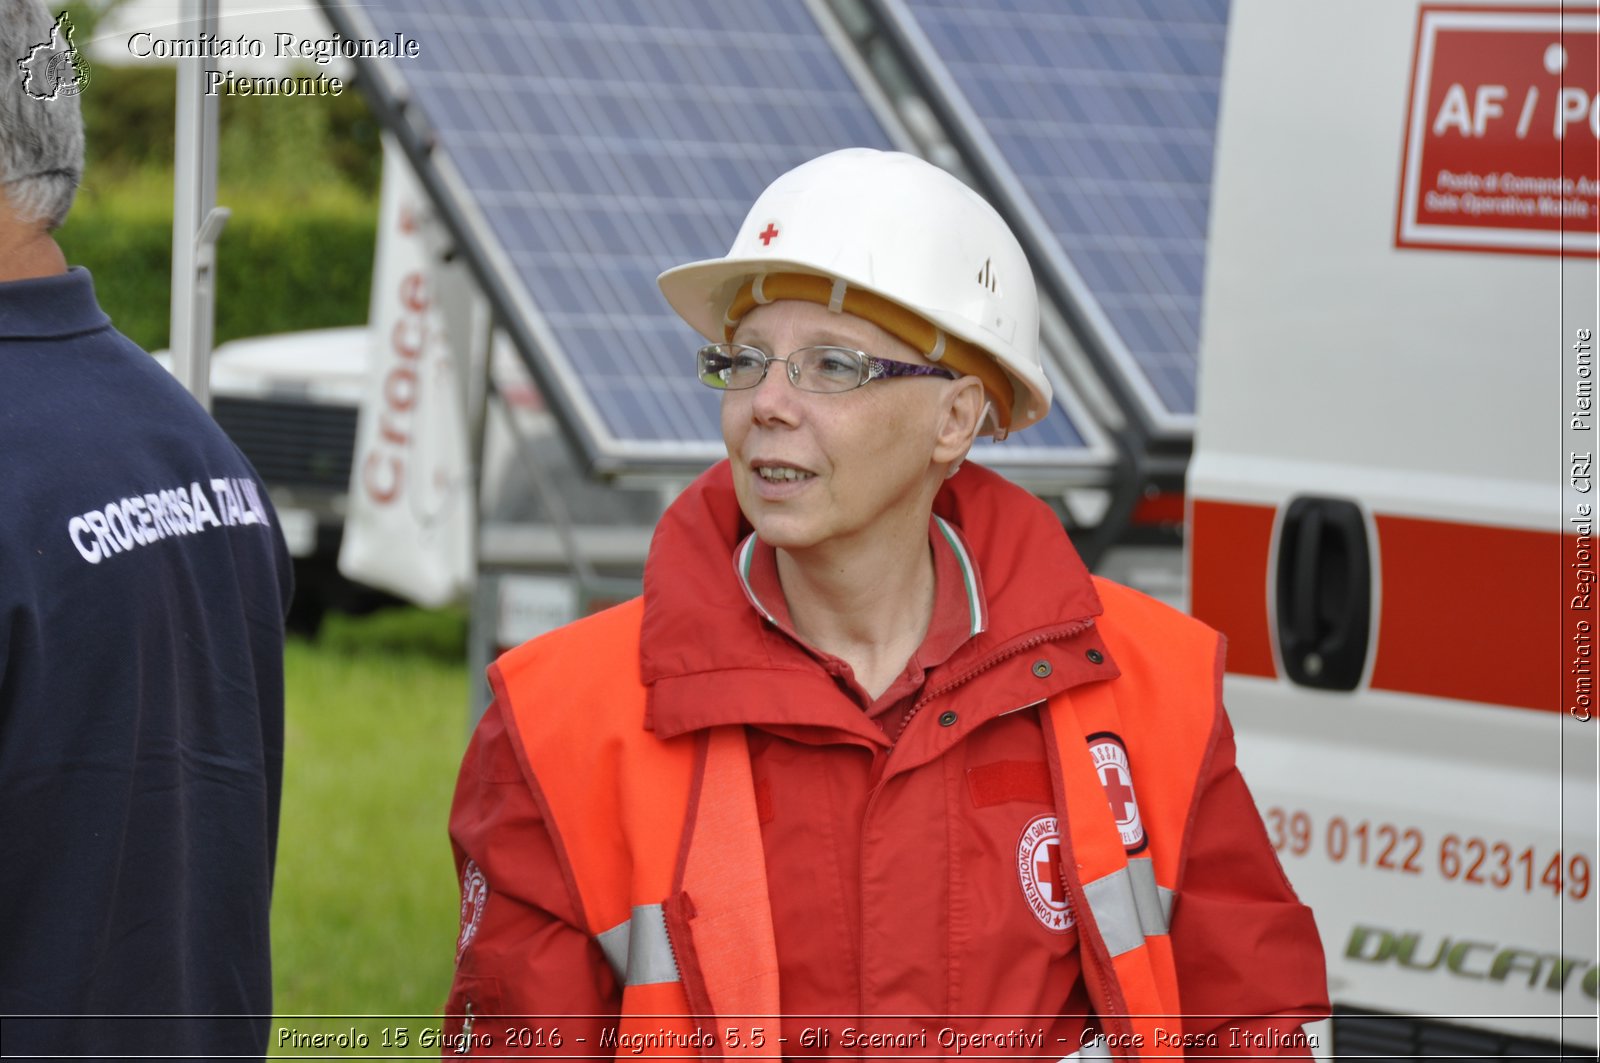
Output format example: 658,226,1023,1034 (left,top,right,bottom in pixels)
596,903,680,986
1082,856,1175,958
